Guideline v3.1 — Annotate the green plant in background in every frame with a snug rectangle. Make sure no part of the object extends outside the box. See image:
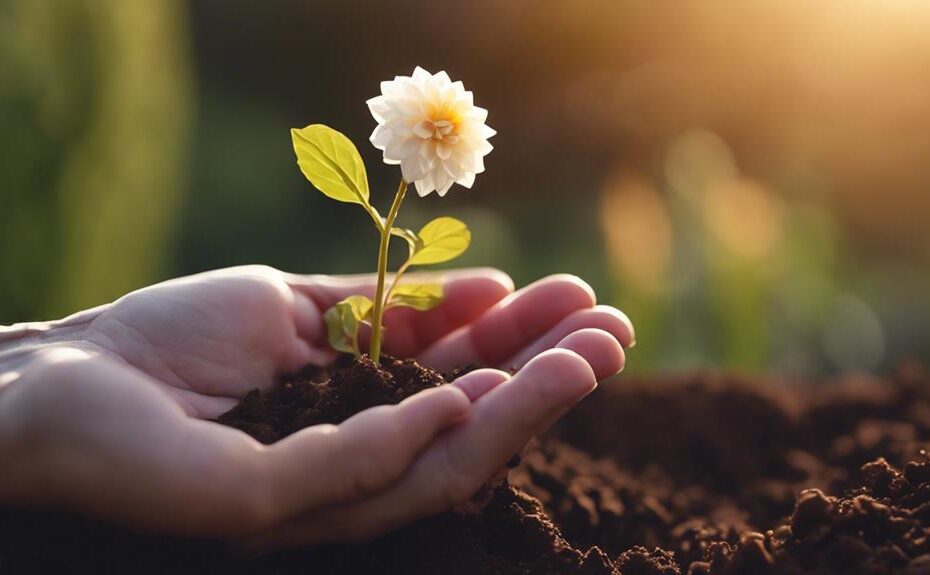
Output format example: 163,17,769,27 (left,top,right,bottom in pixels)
291,67,495,361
